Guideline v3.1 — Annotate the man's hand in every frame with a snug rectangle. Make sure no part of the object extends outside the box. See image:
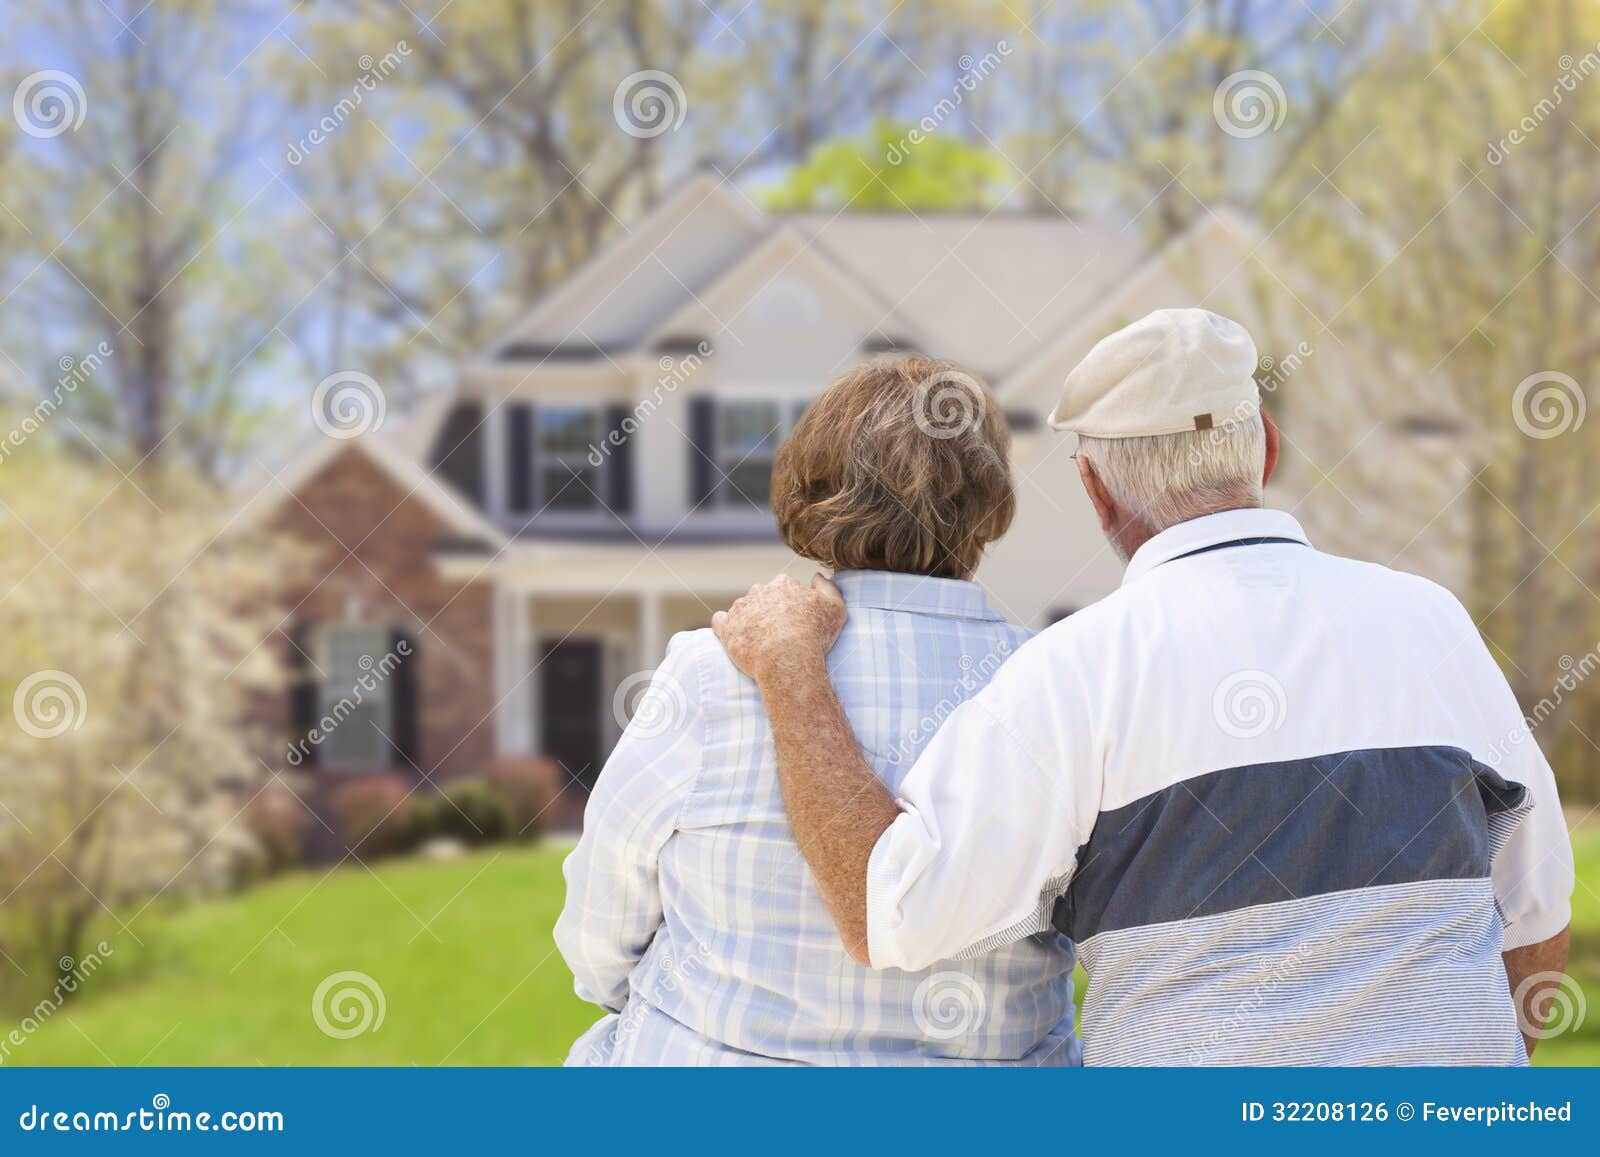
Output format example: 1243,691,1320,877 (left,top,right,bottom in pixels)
713,573,847,684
